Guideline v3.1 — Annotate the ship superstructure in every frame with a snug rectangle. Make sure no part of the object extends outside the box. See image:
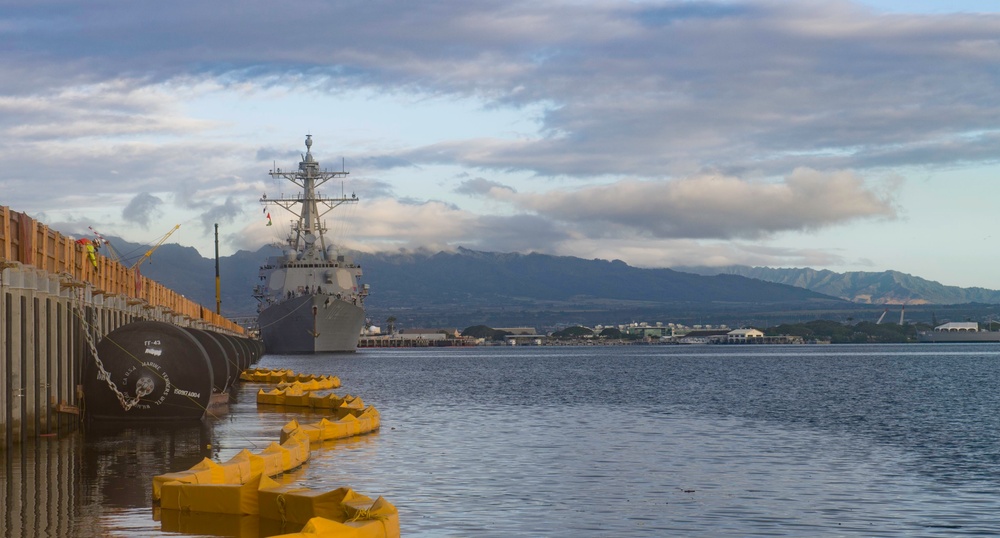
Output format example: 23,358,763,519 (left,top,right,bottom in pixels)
253,135,369,353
